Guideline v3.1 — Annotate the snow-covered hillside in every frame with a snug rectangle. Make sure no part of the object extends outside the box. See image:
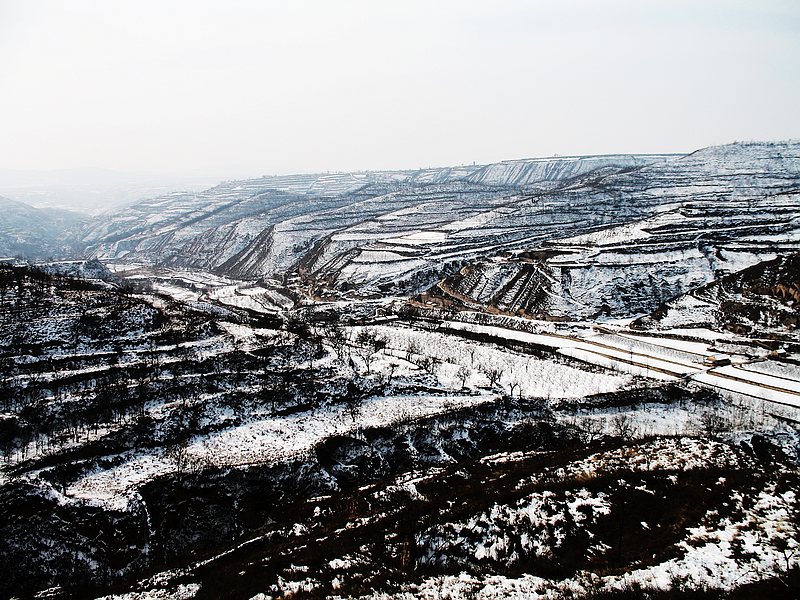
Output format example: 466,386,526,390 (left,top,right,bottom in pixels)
430,142,800,319
78,142,800,320
0,196,86,259
80,153,674,285
2,141,800,600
